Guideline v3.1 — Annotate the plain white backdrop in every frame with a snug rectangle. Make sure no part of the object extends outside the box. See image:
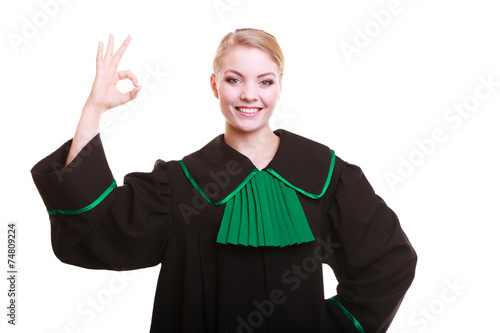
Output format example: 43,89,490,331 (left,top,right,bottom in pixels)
1,0,499,332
